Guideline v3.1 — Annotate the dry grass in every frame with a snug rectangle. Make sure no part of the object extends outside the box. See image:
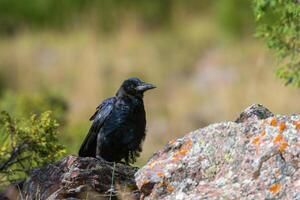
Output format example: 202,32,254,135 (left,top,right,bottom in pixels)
0,16,299,166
